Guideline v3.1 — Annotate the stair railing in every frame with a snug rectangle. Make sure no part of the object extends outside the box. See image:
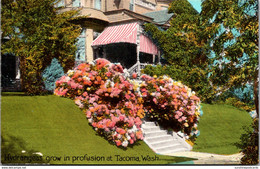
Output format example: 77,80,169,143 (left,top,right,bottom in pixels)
128,62,153,78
